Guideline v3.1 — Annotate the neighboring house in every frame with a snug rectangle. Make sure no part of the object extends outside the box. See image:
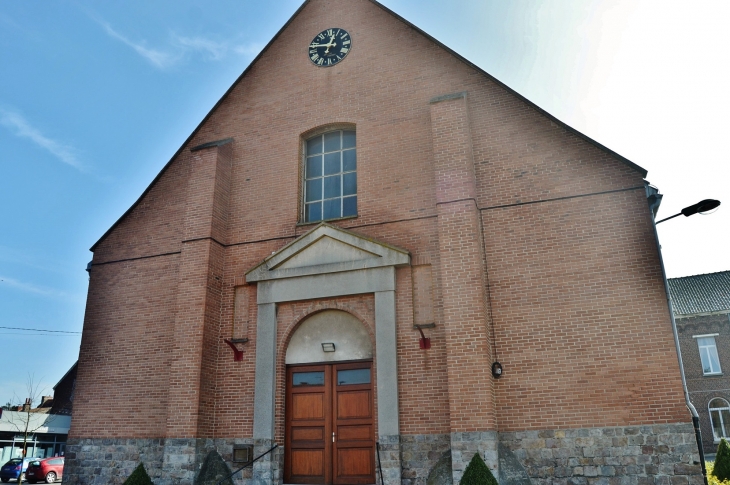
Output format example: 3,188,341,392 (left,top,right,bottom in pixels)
0,363,77,462
50,362,77,416
66,1,702,484
0,410,71,462
670,271,730,455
